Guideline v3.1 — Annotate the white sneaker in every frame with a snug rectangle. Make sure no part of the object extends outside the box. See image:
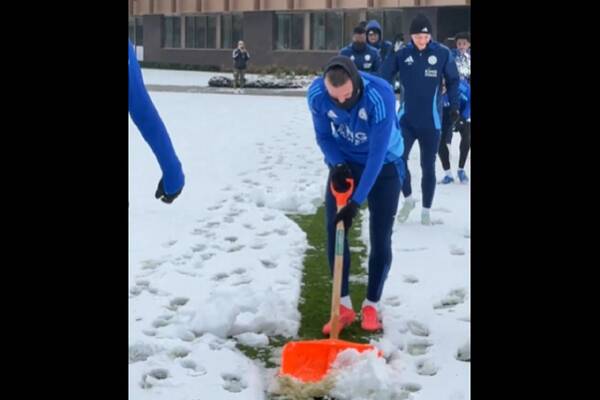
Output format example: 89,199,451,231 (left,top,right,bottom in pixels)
421,210,432,226
397,198,416,223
